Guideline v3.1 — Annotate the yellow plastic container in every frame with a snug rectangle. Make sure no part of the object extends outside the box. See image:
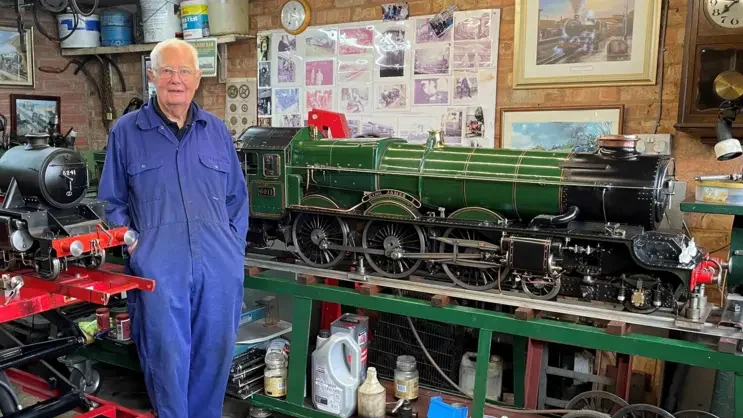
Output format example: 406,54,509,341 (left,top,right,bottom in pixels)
695,180,743,205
